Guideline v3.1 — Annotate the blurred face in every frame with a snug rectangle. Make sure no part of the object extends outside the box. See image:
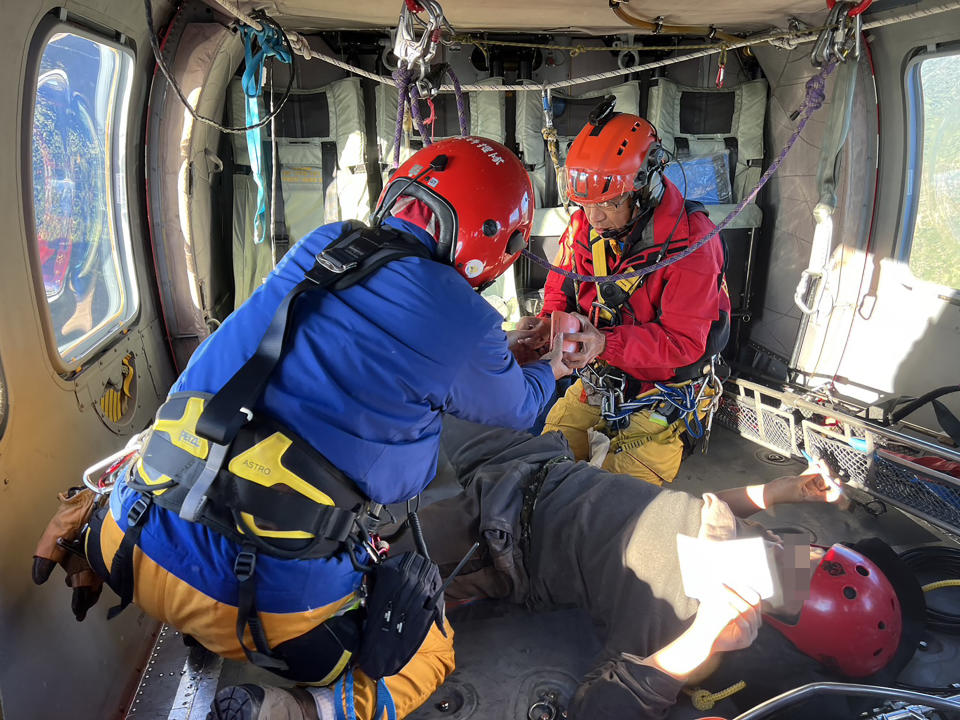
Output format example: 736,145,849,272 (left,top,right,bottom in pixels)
763,543,825,620
577,194,636,234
